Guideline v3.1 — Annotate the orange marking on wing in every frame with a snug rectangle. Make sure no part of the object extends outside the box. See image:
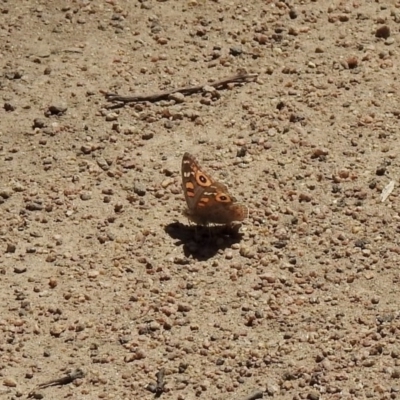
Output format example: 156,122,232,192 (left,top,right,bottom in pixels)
197,197,211,207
